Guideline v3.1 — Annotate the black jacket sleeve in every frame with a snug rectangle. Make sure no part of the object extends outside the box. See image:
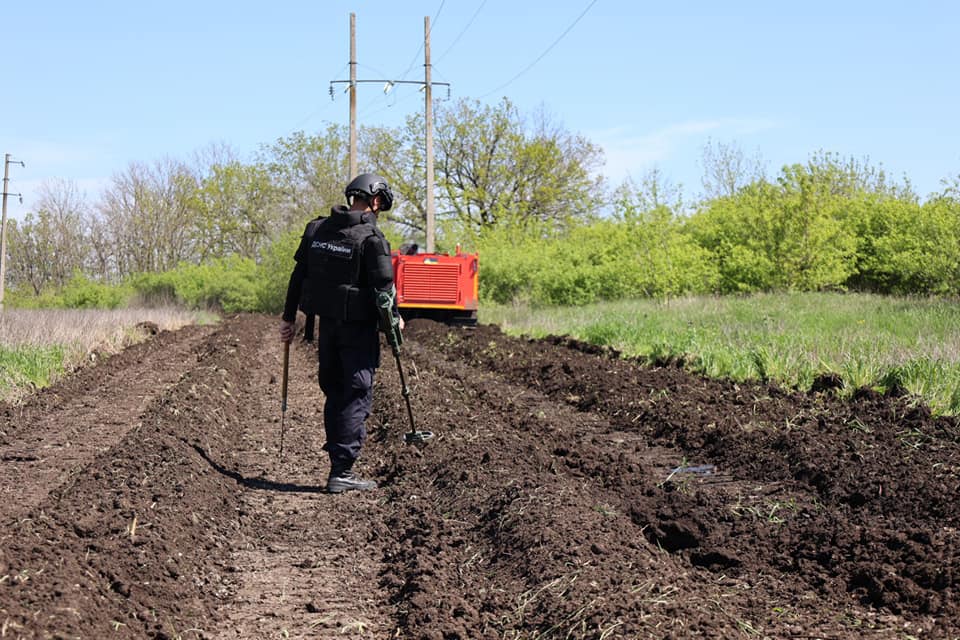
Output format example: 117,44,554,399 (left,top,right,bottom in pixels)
364,229,395,292
281,225,314,322
281,260,307,322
